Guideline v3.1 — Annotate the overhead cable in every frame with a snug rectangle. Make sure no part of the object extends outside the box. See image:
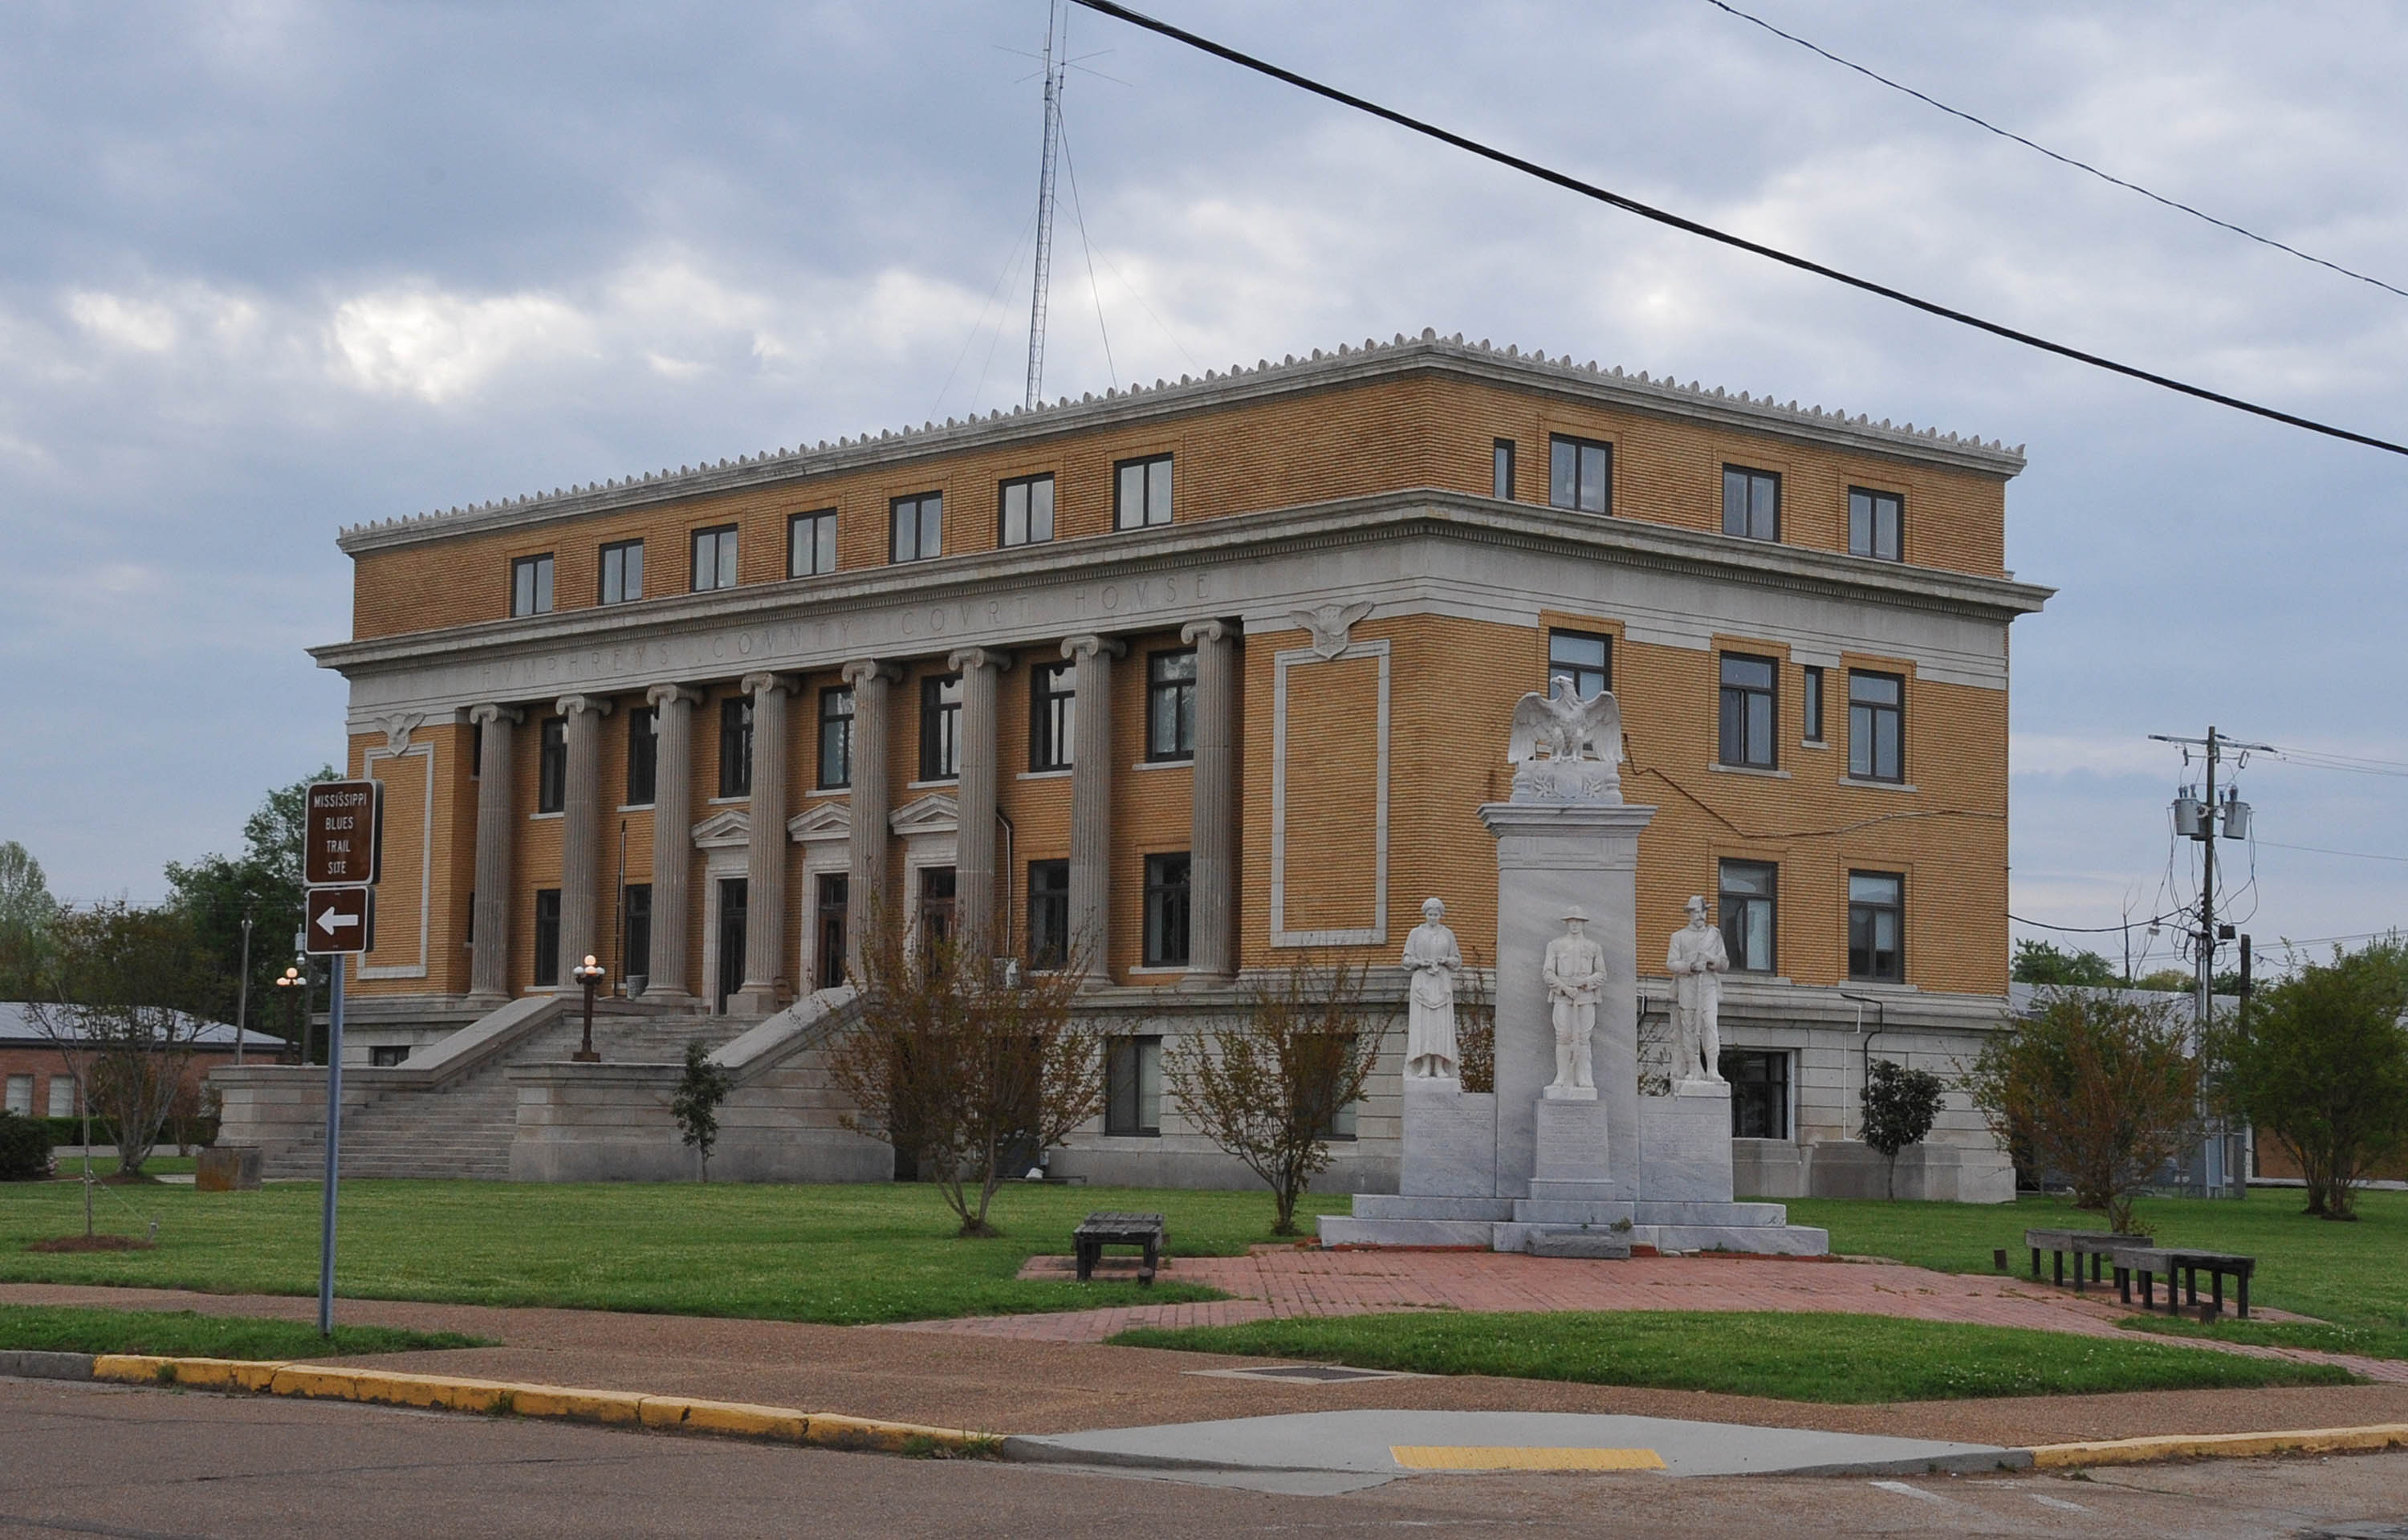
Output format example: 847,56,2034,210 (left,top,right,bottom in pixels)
1070,0,2408,461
